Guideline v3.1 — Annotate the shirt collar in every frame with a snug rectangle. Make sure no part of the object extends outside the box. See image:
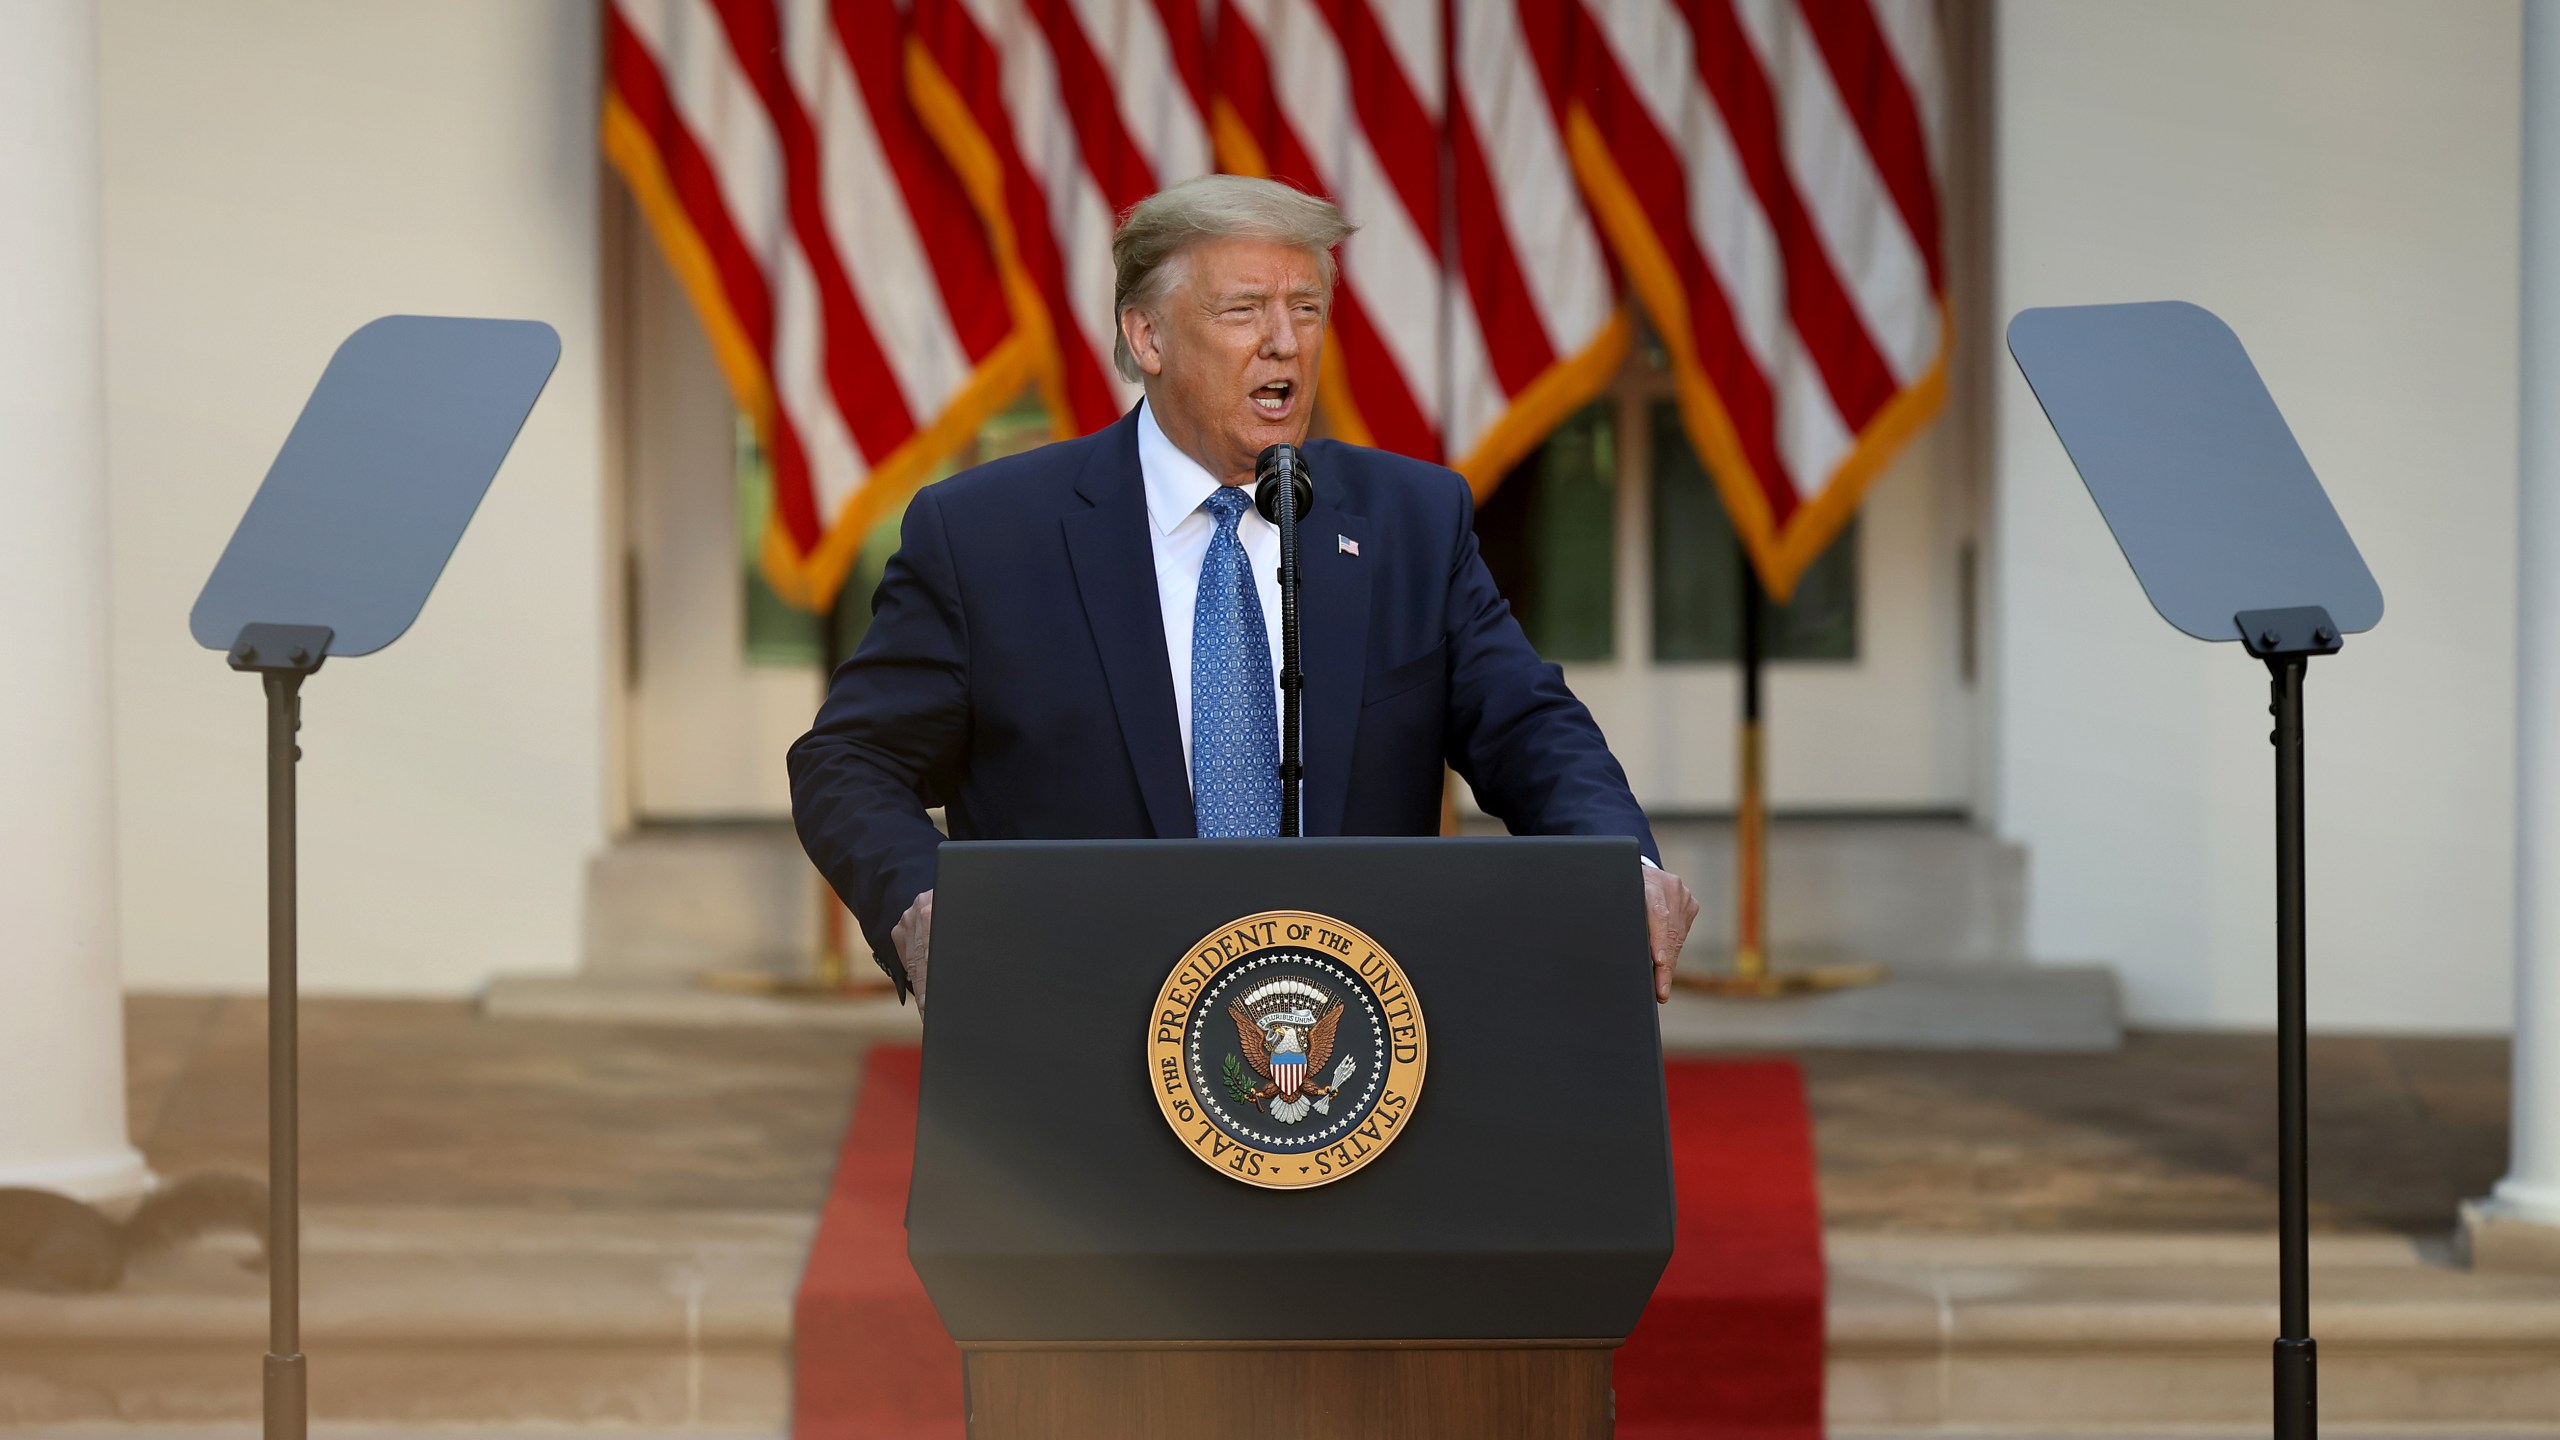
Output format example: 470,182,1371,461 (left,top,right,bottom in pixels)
1137,399,1231,537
